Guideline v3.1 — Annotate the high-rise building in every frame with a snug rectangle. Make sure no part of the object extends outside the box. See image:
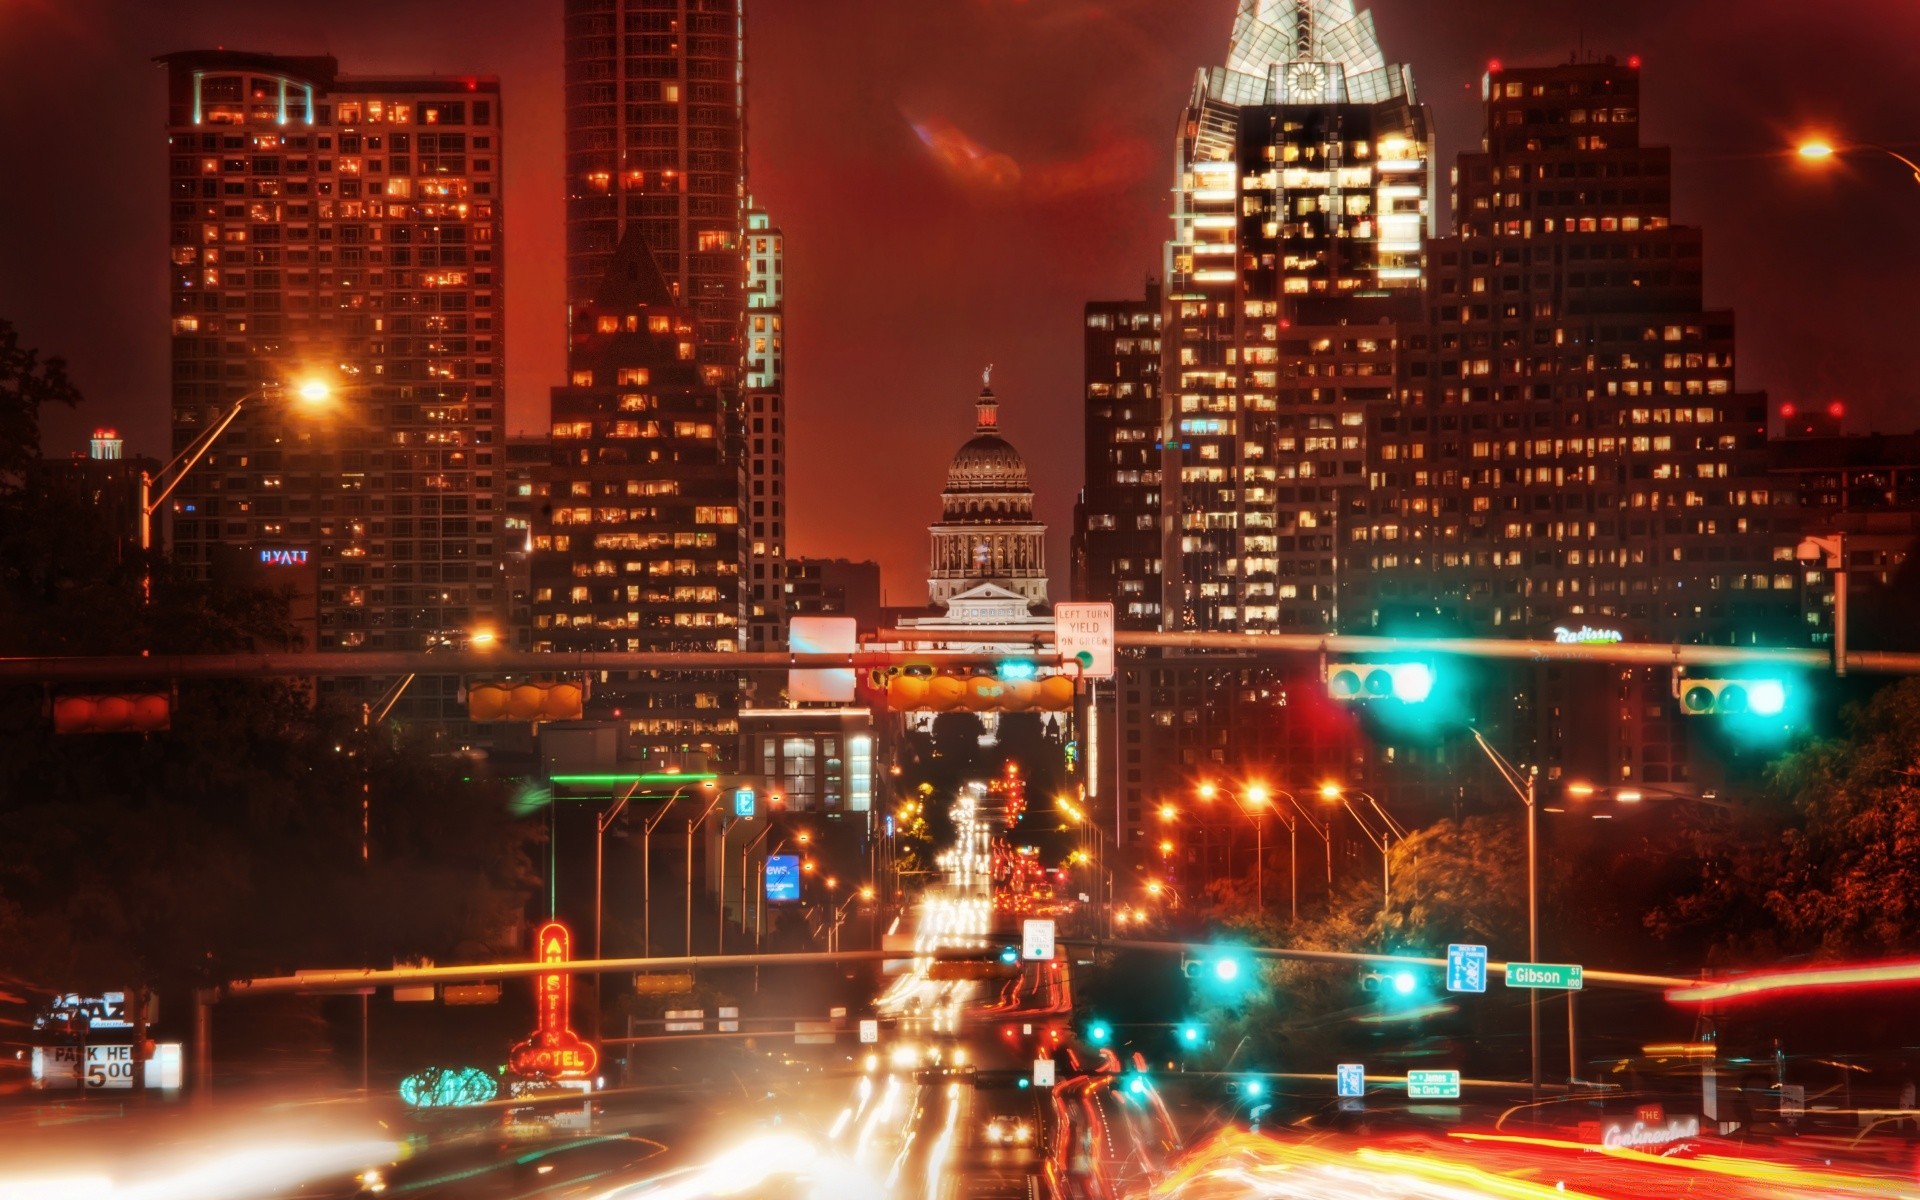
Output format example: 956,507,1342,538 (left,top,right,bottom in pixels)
563,0,745,384
531,227,745,762
502,435,549,652
1369,58,1792,650
744,205,786,650
786,558,882,630
156,51,506,718
1159,1,1433,633
1073,280,1163,630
